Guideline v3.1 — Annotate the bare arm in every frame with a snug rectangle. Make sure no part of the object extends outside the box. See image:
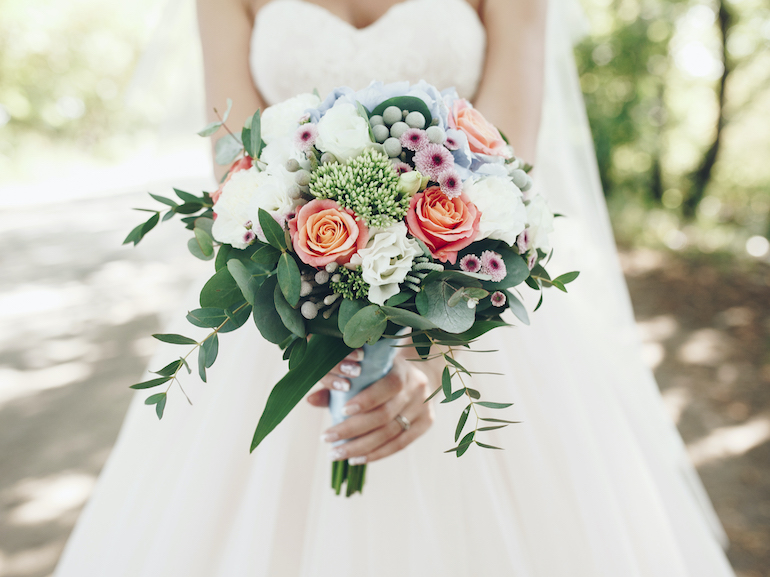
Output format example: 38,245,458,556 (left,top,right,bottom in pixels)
473,0,548,163
197,0,266,180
